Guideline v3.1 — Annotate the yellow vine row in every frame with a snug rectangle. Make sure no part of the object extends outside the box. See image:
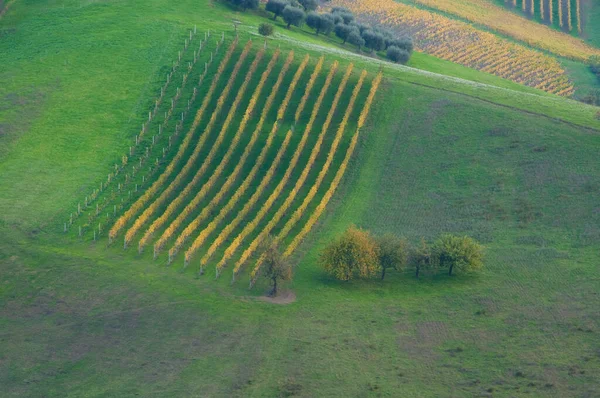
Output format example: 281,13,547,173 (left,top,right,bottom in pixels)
214,55,322,274
153,48,273,257
123,40,252,247
138,45,264,252
167,53,311,260
166,50,283,259
230,65,358,276
576,0,581,33
250,72,382,285
182,51,297,266
201,55,316,272
108,38,238,243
